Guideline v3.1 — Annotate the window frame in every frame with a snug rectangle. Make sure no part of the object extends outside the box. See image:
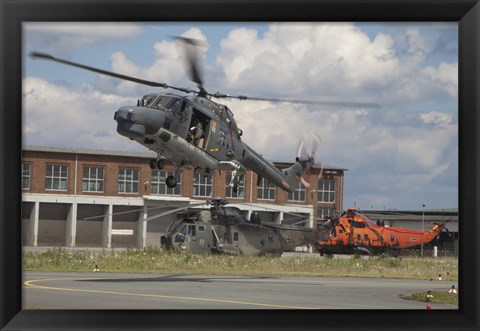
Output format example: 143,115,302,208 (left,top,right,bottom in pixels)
317,179,336,203
82,166,105,193
22,163,31,190
257,177,276,201
118,168,140,194
193,173,213,198
317,207,335,219
288,181,306,202
151,170,182,195
45,164,68,191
